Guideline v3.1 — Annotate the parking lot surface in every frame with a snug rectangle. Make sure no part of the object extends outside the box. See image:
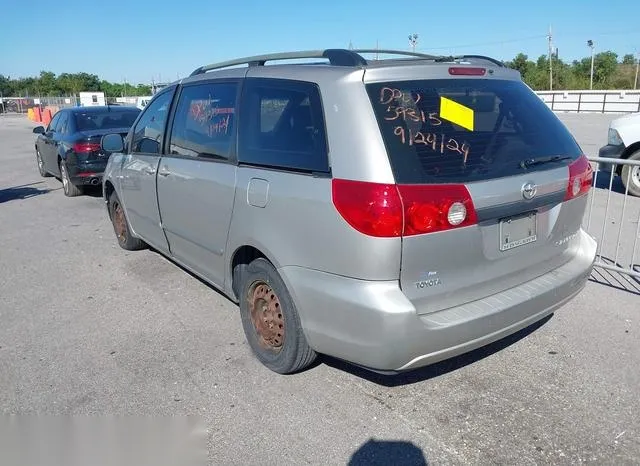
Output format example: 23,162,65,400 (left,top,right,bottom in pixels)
0,113,638,465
